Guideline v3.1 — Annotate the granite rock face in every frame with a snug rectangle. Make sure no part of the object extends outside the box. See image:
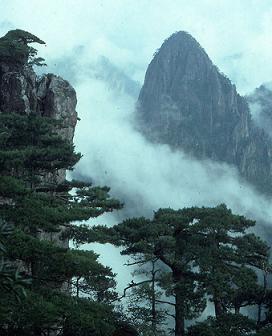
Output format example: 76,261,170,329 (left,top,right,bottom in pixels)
0,61,78,247
37,74,77,141
0,61,77,142
0,62,37,115
137,31,272,194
